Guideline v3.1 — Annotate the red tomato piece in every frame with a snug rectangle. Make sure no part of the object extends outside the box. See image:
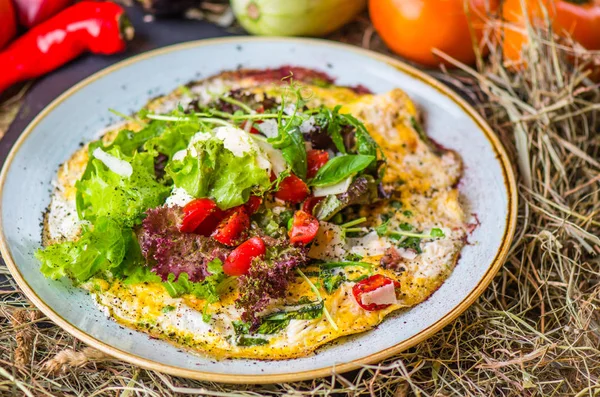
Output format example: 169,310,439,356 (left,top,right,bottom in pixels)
274,174,309,203
306,149,329,179
289,210,319,245
302,196,324,215
352,274,401,311
212,207,250,246
241,120,260,134
223,237,266,276
194,209,225,237
180,198,218,233
245,196,262,215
